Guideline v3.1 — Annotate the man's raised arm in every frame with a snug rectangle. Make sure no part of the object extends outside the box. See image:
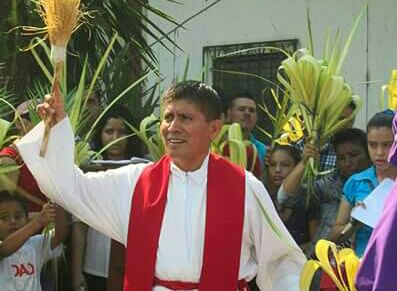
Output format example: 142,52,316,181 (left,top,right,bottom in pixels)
16,91,146,245
37,85,67,128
